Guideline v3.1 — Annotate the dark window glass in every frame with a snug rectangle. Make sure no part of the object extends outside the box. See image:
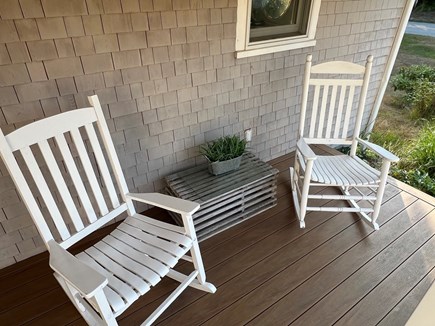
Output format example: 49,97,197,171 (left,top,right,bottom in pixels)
250,0,309,42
